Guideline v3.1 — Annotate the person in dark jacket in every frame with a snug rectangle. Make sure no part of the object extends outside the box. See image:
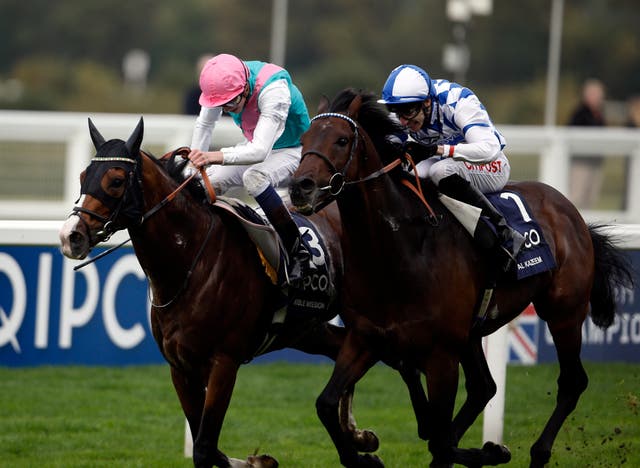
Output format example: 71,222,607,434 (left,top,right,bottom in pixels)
568,79,607,209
